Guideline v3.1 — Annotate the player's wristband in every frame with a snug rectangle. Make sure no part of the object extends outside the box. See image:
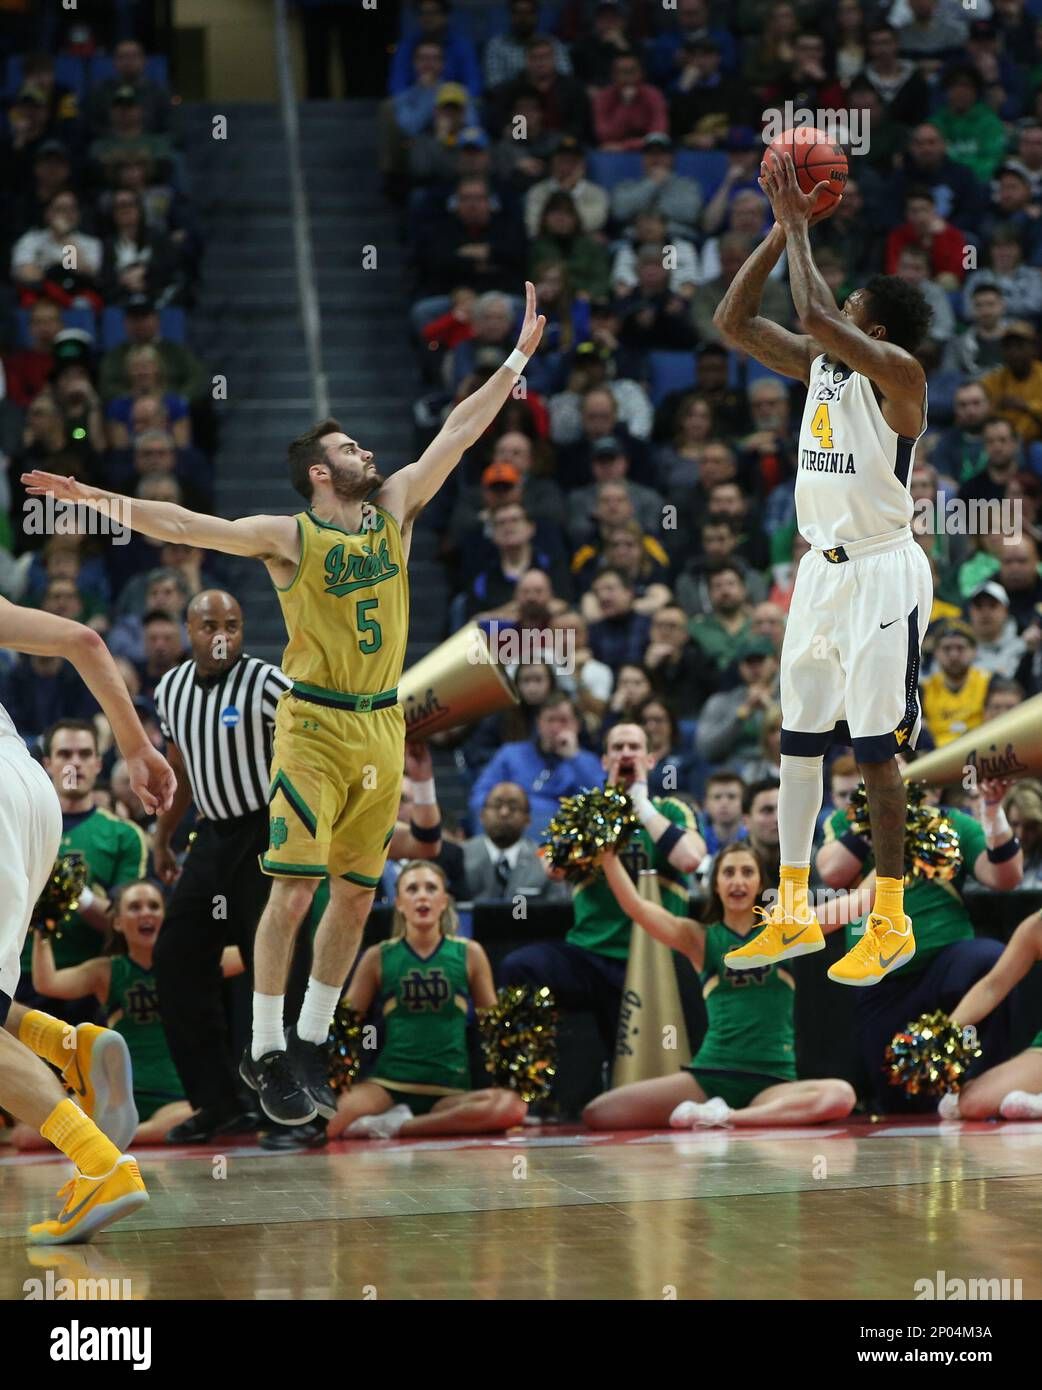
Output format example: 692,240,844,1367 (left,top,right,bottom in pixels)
409,819,442,844
77,886,95,912
411,778,437,806
987,836,1020,864
839,831,871,863
504,348,530,375
654,823,686,858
